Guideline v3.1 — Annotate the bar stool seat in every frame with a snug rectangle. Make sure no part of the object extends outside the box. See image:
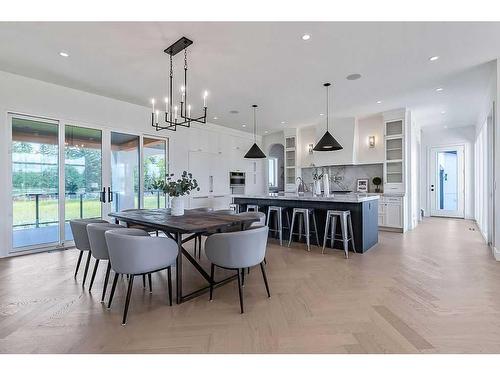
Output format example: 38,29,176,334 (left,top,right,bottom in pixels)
287,208,319,251
322,209,356,258
266,206,290,246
